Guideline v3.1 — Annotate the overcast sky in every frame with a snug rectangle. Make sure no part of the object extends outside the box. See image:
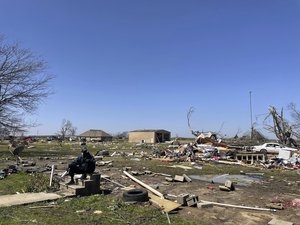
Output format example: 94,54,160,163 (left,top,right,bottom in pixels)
1,0,299,138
